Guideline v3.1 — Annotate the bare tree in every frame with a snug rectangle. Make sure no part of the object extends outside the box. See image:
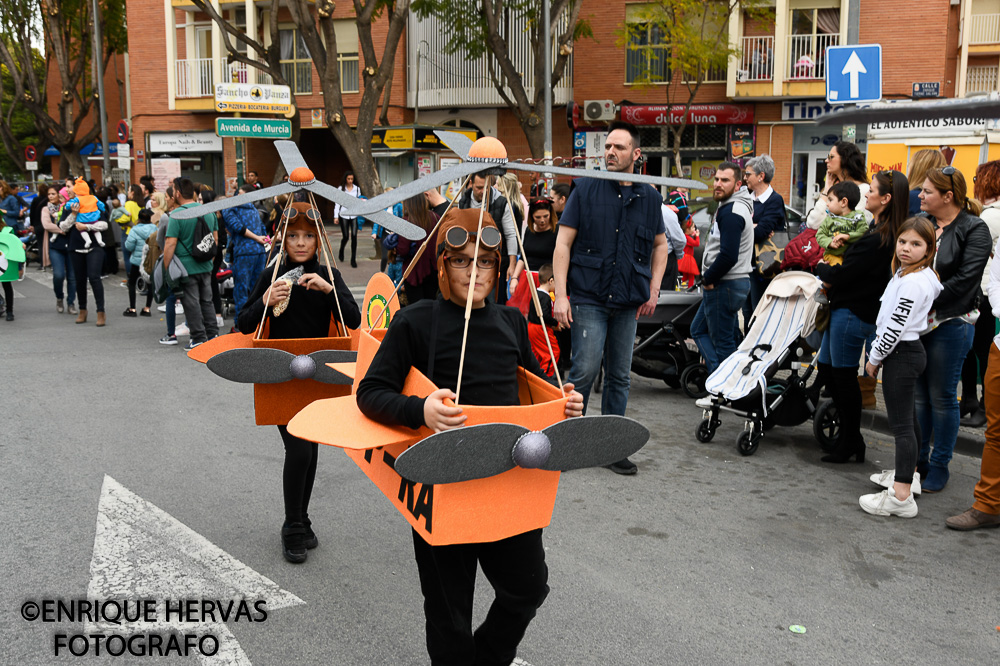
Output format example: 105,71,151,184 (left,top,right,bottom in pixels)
194,0,410,196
